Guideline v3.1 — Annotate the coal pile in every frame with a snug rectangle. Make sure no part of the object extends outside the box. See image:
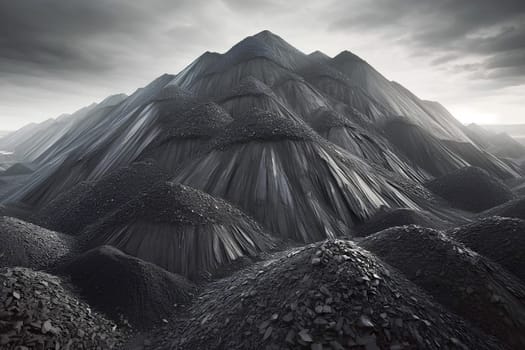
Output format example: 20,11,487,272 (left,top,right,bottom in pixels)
0,267,126,349
36,160,169,234
481,197,525,220
355,208,447,236
58,245,197,329
138,102,233,173
0,163,33,177
174,108,419,243
82,181,276,279
0,216,73,269
167,240,503,350
449,216,525,283
360,225,525,349
426,166,514,212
